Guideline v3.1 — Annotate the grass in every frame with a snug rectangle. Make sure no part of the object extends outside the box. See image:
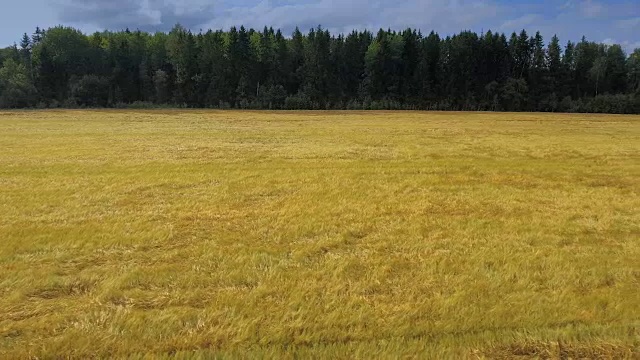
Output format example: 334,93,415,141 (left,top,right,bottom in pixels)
0,110,639,359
